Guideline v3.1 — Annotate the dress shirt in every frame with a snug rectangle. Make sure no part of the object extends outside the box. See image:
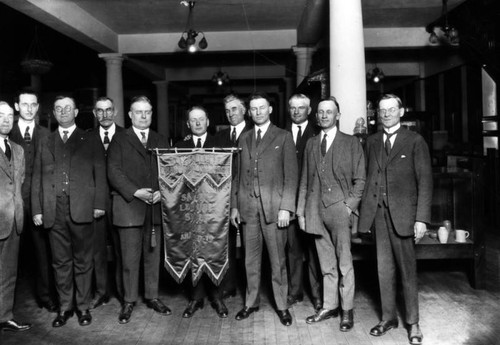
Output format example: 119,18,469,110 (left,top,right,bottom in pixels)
192,132,208,147
99,123,116,144
254,120,271,140
132,126,150,143
292,120,308,144
0,136,9,153
383,123,401,148
321,125,337,153
17,118,35,138
231,121,247,142
58,124,77,140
